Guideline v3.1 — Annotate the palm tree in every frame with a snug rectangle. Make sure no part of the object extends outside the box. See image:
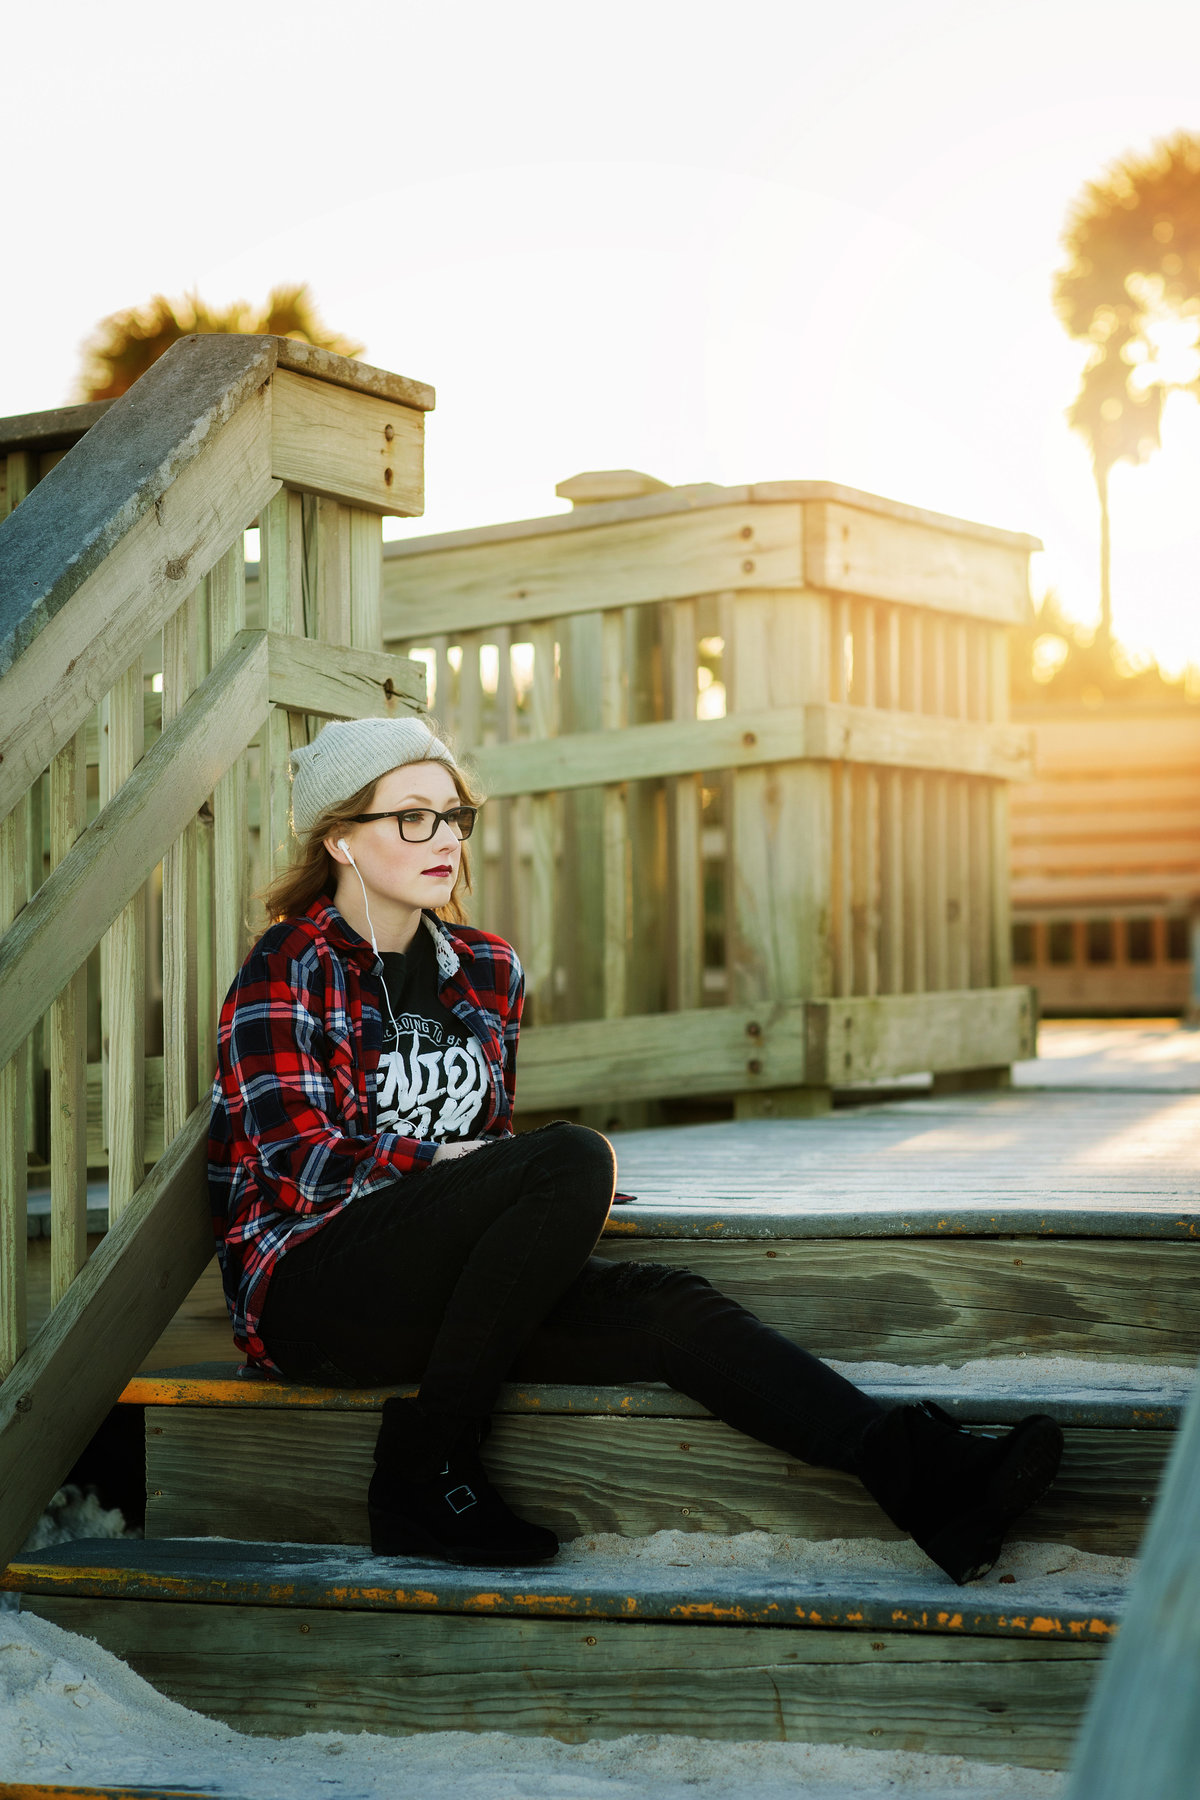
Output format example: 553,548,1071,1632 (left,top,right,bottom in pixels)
1054,131,1200,644
78,284,363,402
